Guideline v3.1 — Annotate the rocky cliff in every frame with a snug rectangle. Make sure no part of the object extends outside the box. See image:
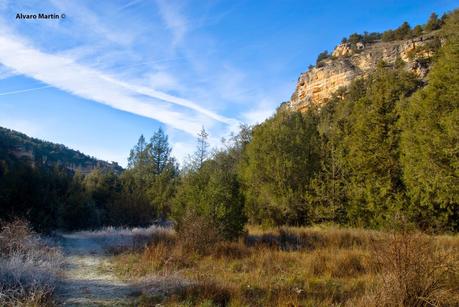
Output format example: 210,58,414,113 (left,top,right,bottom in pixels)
288,32,441,111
